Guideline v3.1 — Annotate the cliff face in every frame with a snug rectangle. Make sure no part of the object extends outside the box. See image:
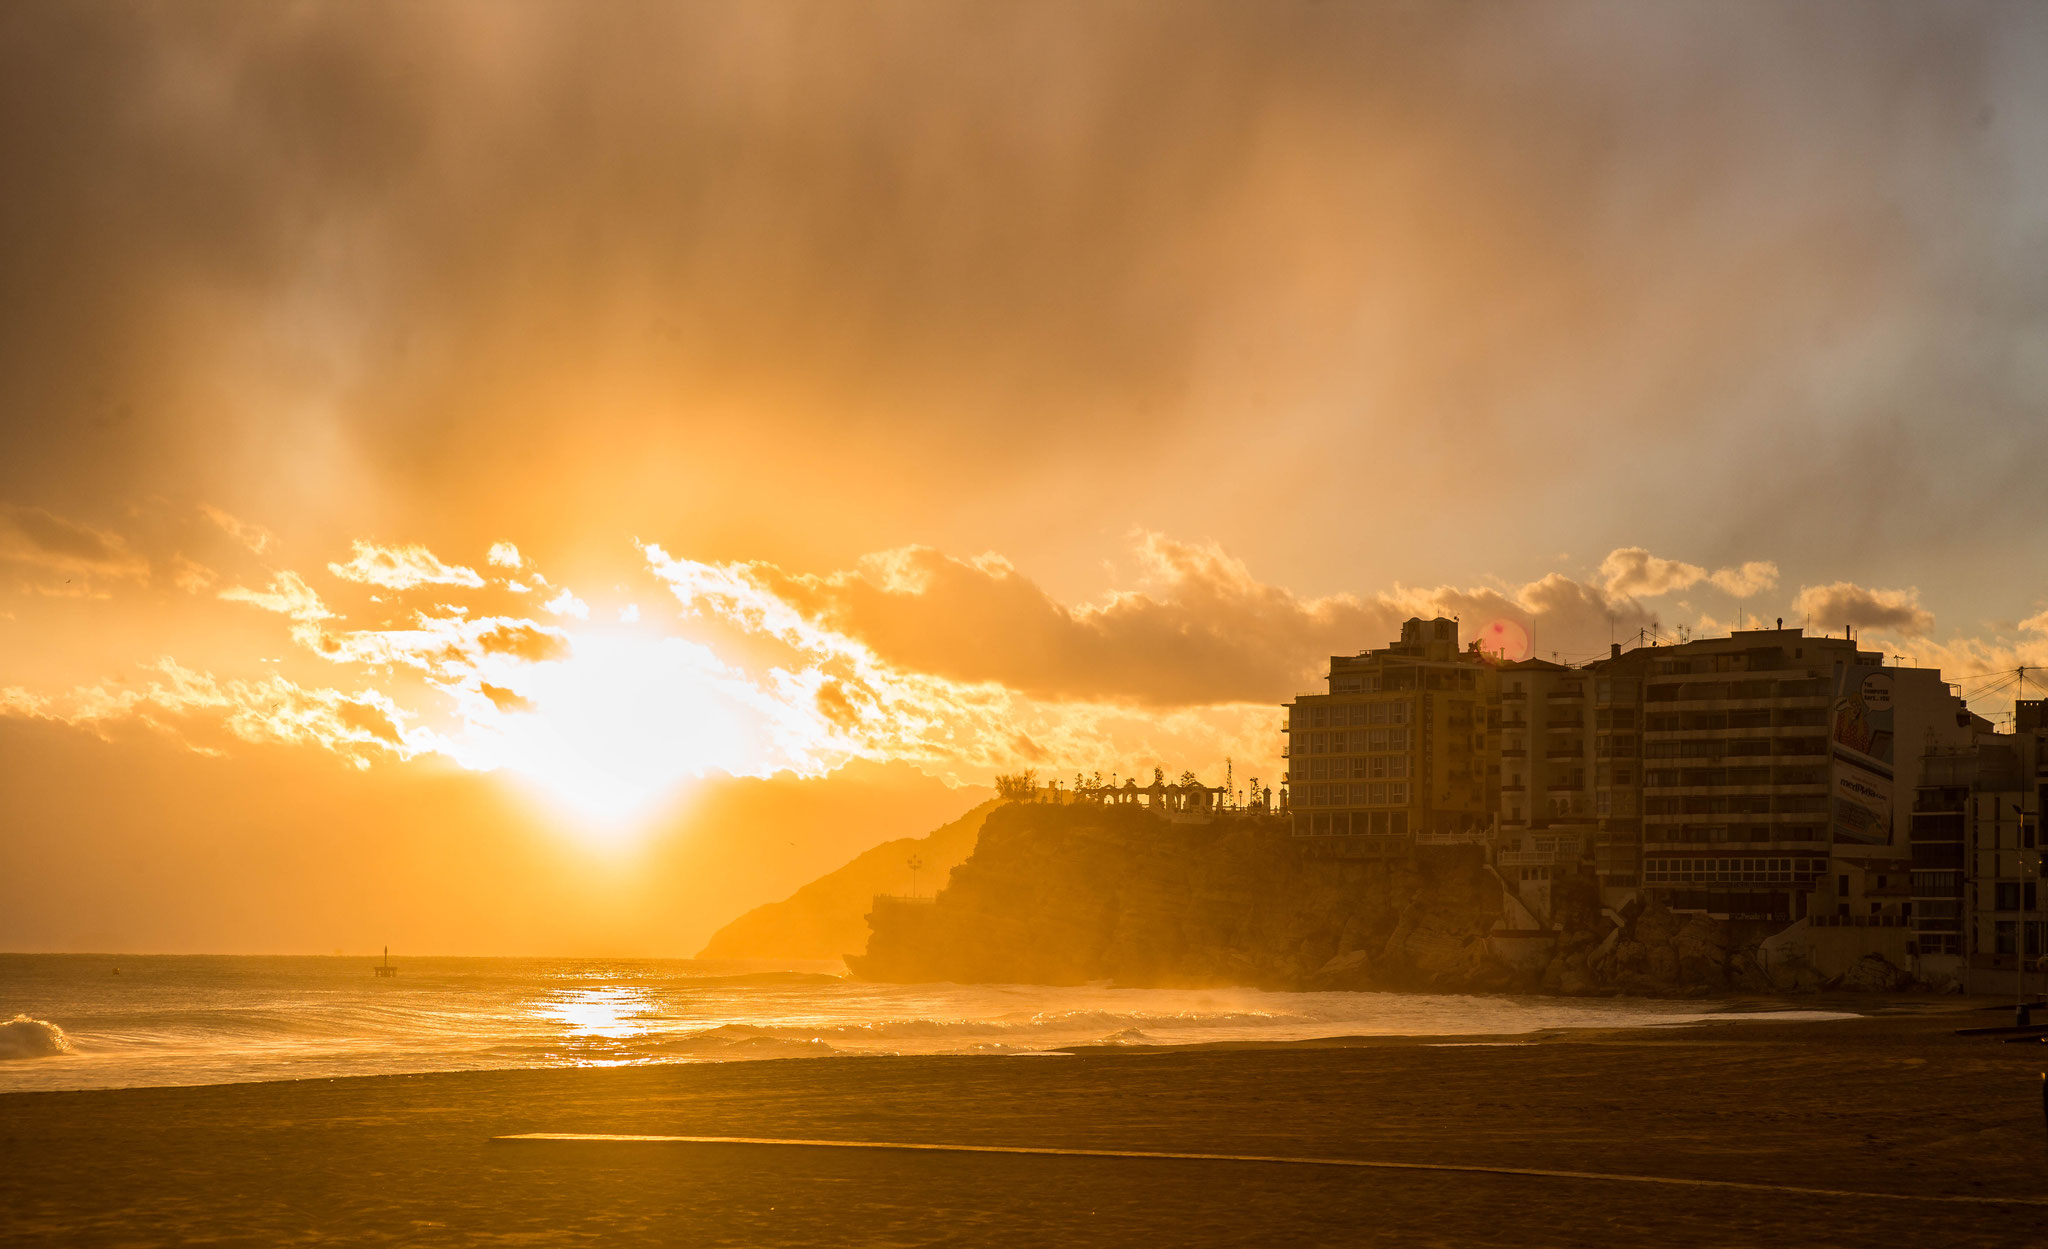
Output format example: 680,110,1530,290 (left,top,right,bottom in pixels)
850,803,1927,995
848,802,1514,991
699,801,997,962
